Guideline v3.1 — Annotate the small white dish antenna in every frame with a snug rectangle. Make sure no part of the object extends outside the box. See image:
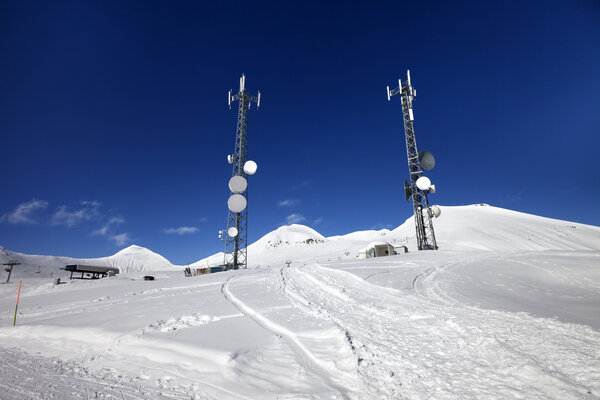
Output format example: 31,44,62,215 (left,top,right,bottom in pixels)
227,227,238,237
228,175,247,193
429,184,436,194
227,194,247,213
431,205,441,218
227,154,233,164
244,160,257,175
416,176,431,191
